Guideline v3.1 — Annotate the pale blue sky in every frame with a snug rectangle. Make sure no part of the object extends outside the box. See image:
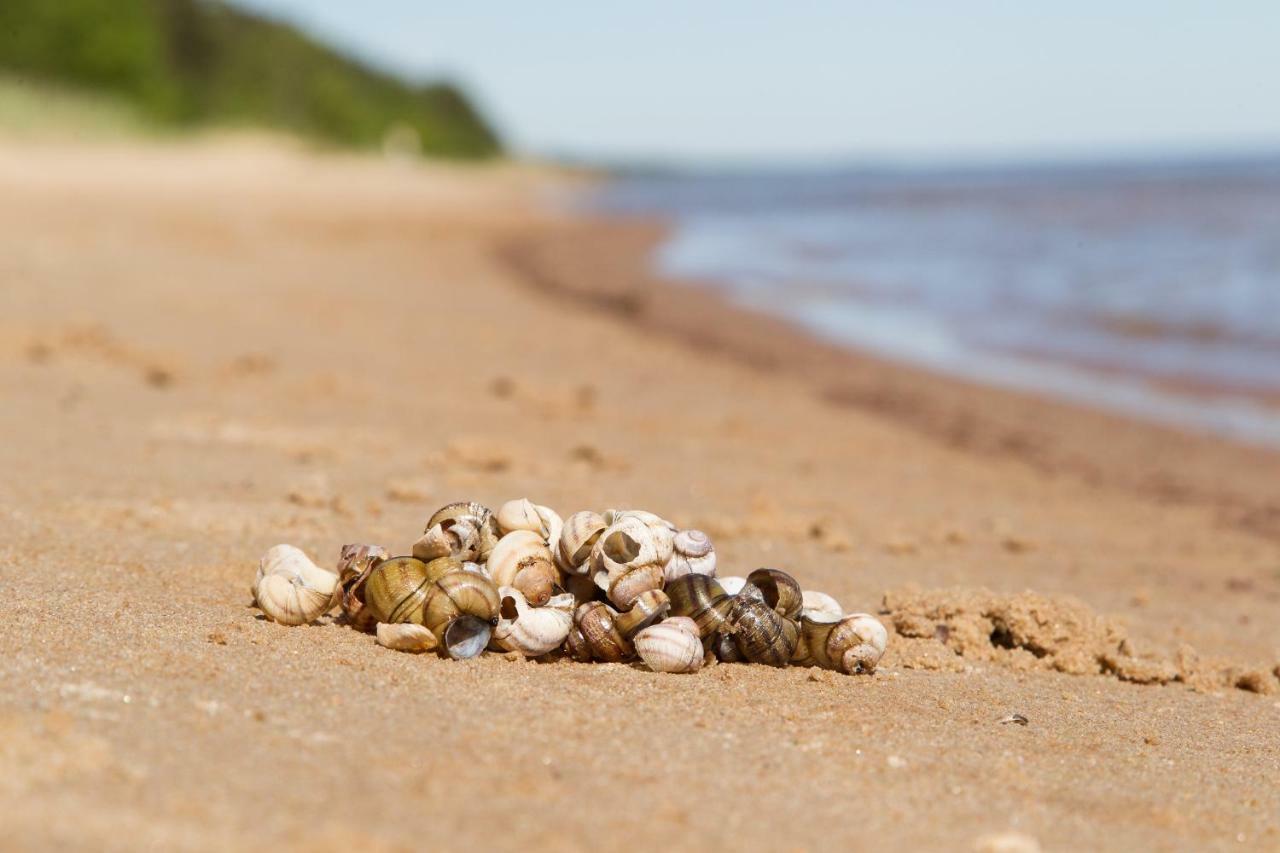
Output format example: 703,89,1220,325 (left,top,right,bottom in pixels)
233,1,1280,164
